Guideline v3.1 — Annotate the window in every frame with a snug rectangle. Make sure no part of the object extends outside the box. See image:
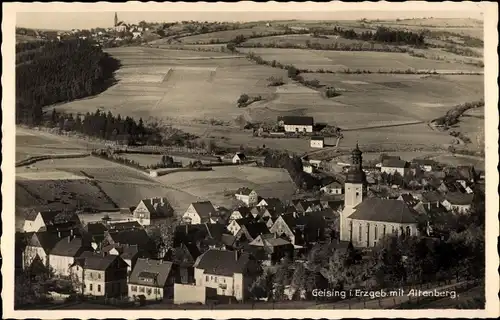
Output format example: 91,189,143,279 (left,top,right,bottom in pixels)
215,277,218,282
139,286,145,293
90,284,93,291
383,225,386,235
406,226,411,237
98,273,101,279
206,275,209,282
356,192,360,197
147,288,152,295
392,226,395,234
358,224,362,242
98,284,101,292
374,225,378,240
131,285,137,292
